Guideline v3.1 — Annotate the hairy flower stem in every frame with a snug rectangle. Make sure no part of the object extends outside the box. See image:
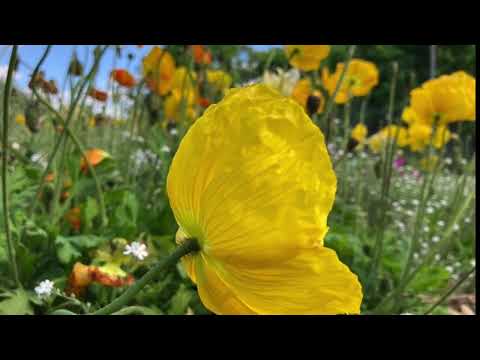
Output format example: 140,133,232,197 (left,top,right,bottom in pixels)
29,46,109,227
1,45,21,287
321,45,356,124
92,238,200,315
424,266,475,315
